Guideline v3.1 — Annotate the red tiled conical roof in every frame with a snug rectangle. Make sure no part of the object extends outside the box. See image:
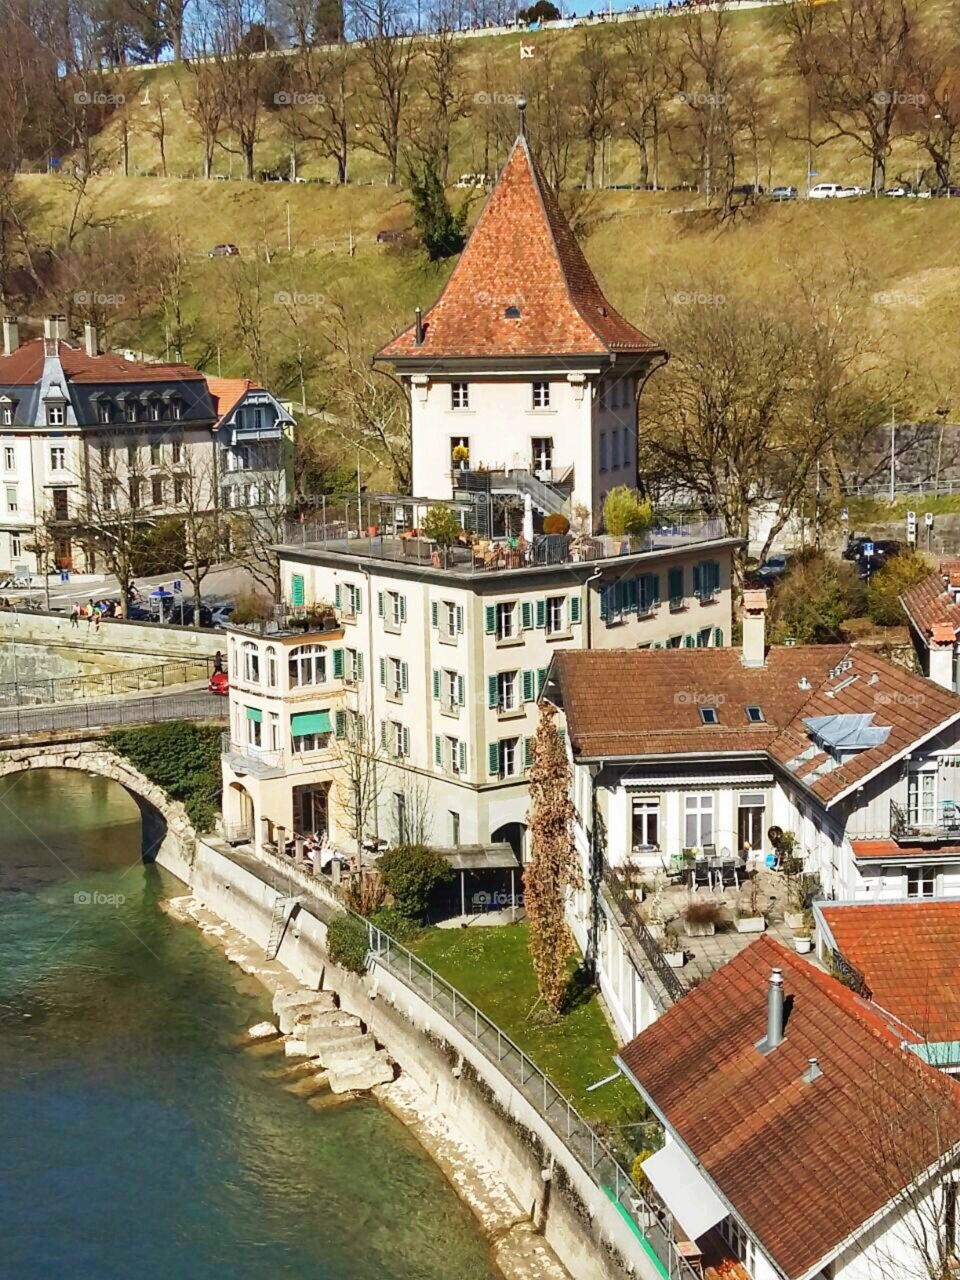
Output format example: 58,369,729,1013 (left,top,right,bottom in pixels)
377,136,663,363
